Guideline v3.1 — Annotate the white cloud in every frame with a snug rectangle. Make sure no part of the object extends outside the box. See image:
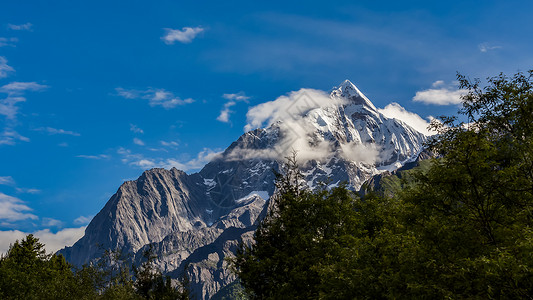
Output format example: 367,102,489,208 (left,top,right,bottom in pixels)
378,103,434,136
73,215,93,225
7,23,33,31
34,127,80,136
217,92,249,123
115,87,194,109
223,93,250,102
0,129,30,145
245,88,338,131
16,187,41,194
478,42,501,53
0,176,14,185
1,82,48,94
236,88,381,164
118,147,222,172
413,81,467,105
0,226,86,254
76,154,110,160
133,159,156,168
42,217,63,227
0,56,15,77
0,192,38,222
133,138,145,146
0,96,25,119
0,37,18,48
161,27,204,44
130,124,144,134
217,101,236,123
160,140,179,148
0,82,48,145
